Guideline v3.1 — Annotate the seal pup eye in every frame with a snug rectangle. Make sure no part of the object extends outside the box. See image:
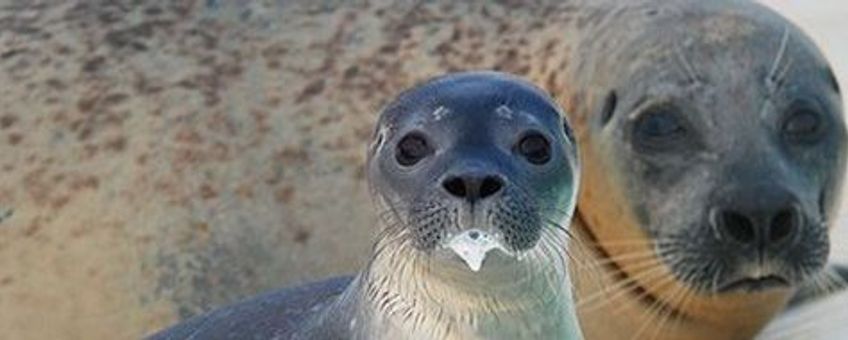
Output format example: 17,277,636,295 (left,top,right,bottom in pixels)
396,132,432,166
516,132,551,165
782,106,824,144
633,105,688,151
